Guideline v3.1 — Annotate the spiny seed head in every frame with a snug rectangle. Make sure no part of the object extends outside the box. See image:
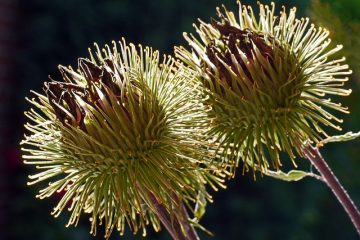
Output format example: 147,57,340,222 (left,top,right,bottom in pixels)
175,2,352,174
21,39,225,238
